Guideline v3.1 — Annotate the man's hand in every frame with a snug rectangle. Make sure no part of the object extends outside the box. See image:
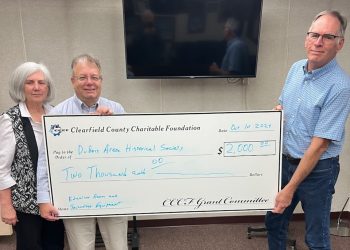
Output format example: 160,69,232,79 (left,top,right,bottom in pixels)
272,186,294,213
209,62,220,73
95,106,113,115
1,204,18,225
39,203,60,221
273,104,283,111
